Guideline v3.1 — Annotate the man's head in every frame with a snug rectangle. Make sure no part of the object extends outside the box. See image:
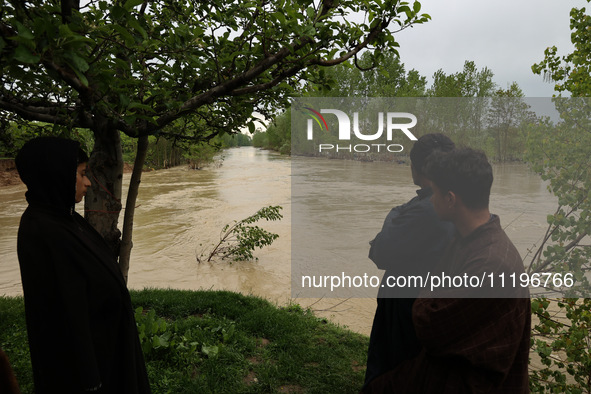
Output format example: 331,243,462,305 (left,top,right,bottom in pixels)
409,133,455,187
425,148,493,221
